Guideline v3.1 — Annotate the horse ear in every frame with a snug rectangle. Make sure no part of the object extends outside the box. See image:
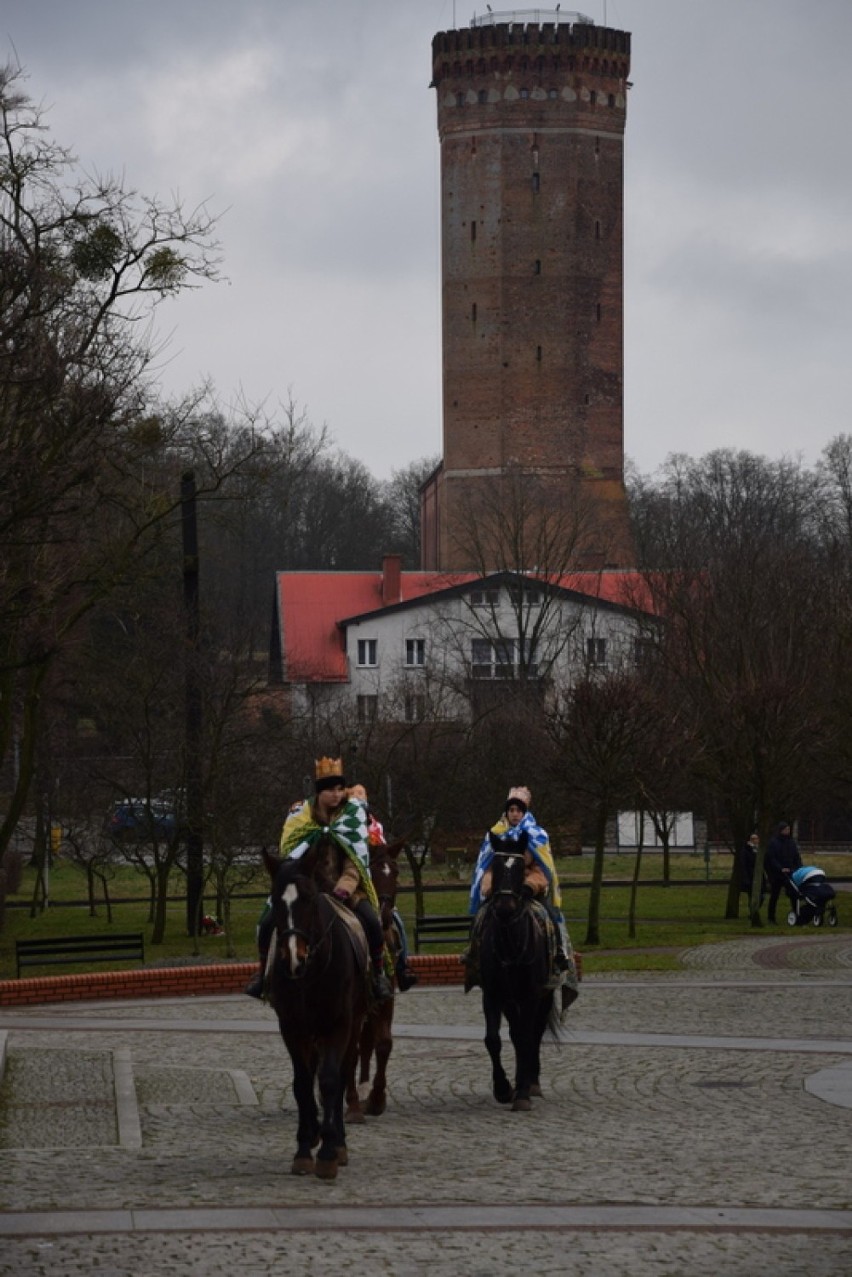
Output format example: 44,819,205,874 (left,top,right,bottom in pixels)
262,847,282,880
516,830,529,850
